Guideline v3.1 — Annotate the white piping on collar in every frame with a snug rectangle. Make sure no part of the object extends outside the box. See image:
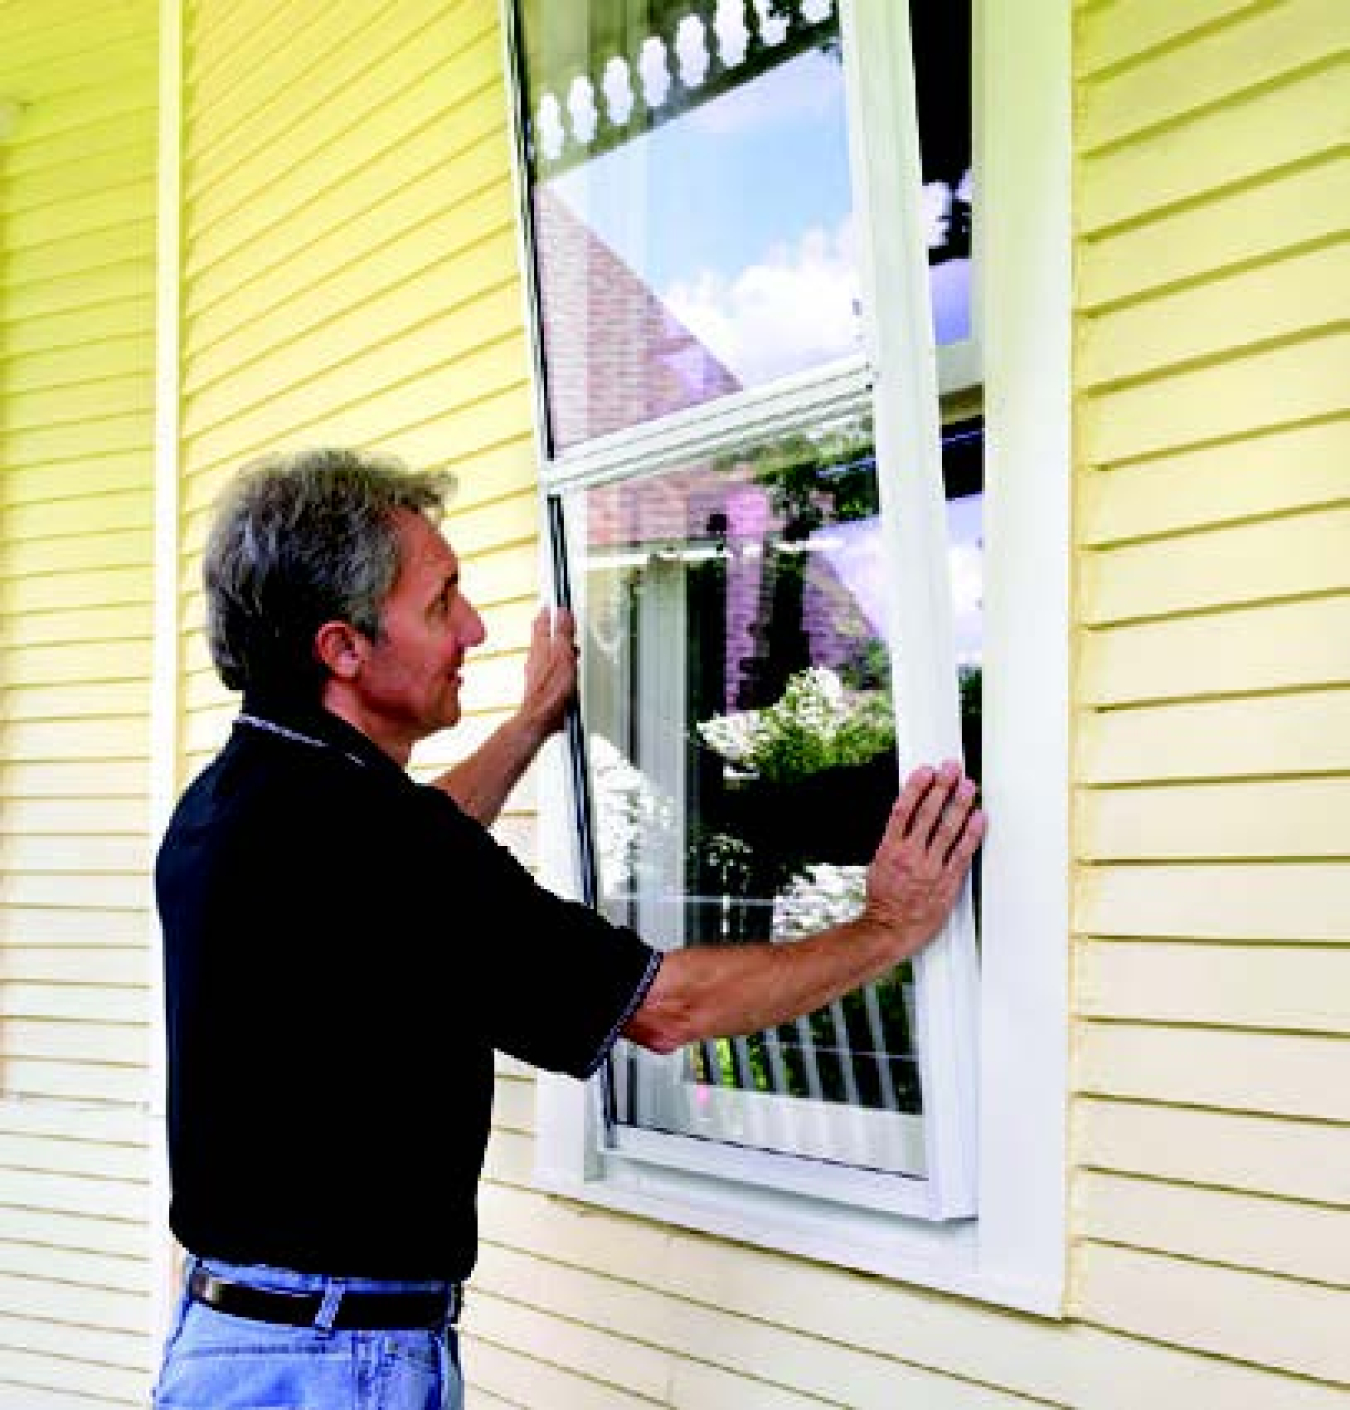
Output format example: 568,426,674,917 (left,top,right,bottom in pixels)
236,712,369,771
